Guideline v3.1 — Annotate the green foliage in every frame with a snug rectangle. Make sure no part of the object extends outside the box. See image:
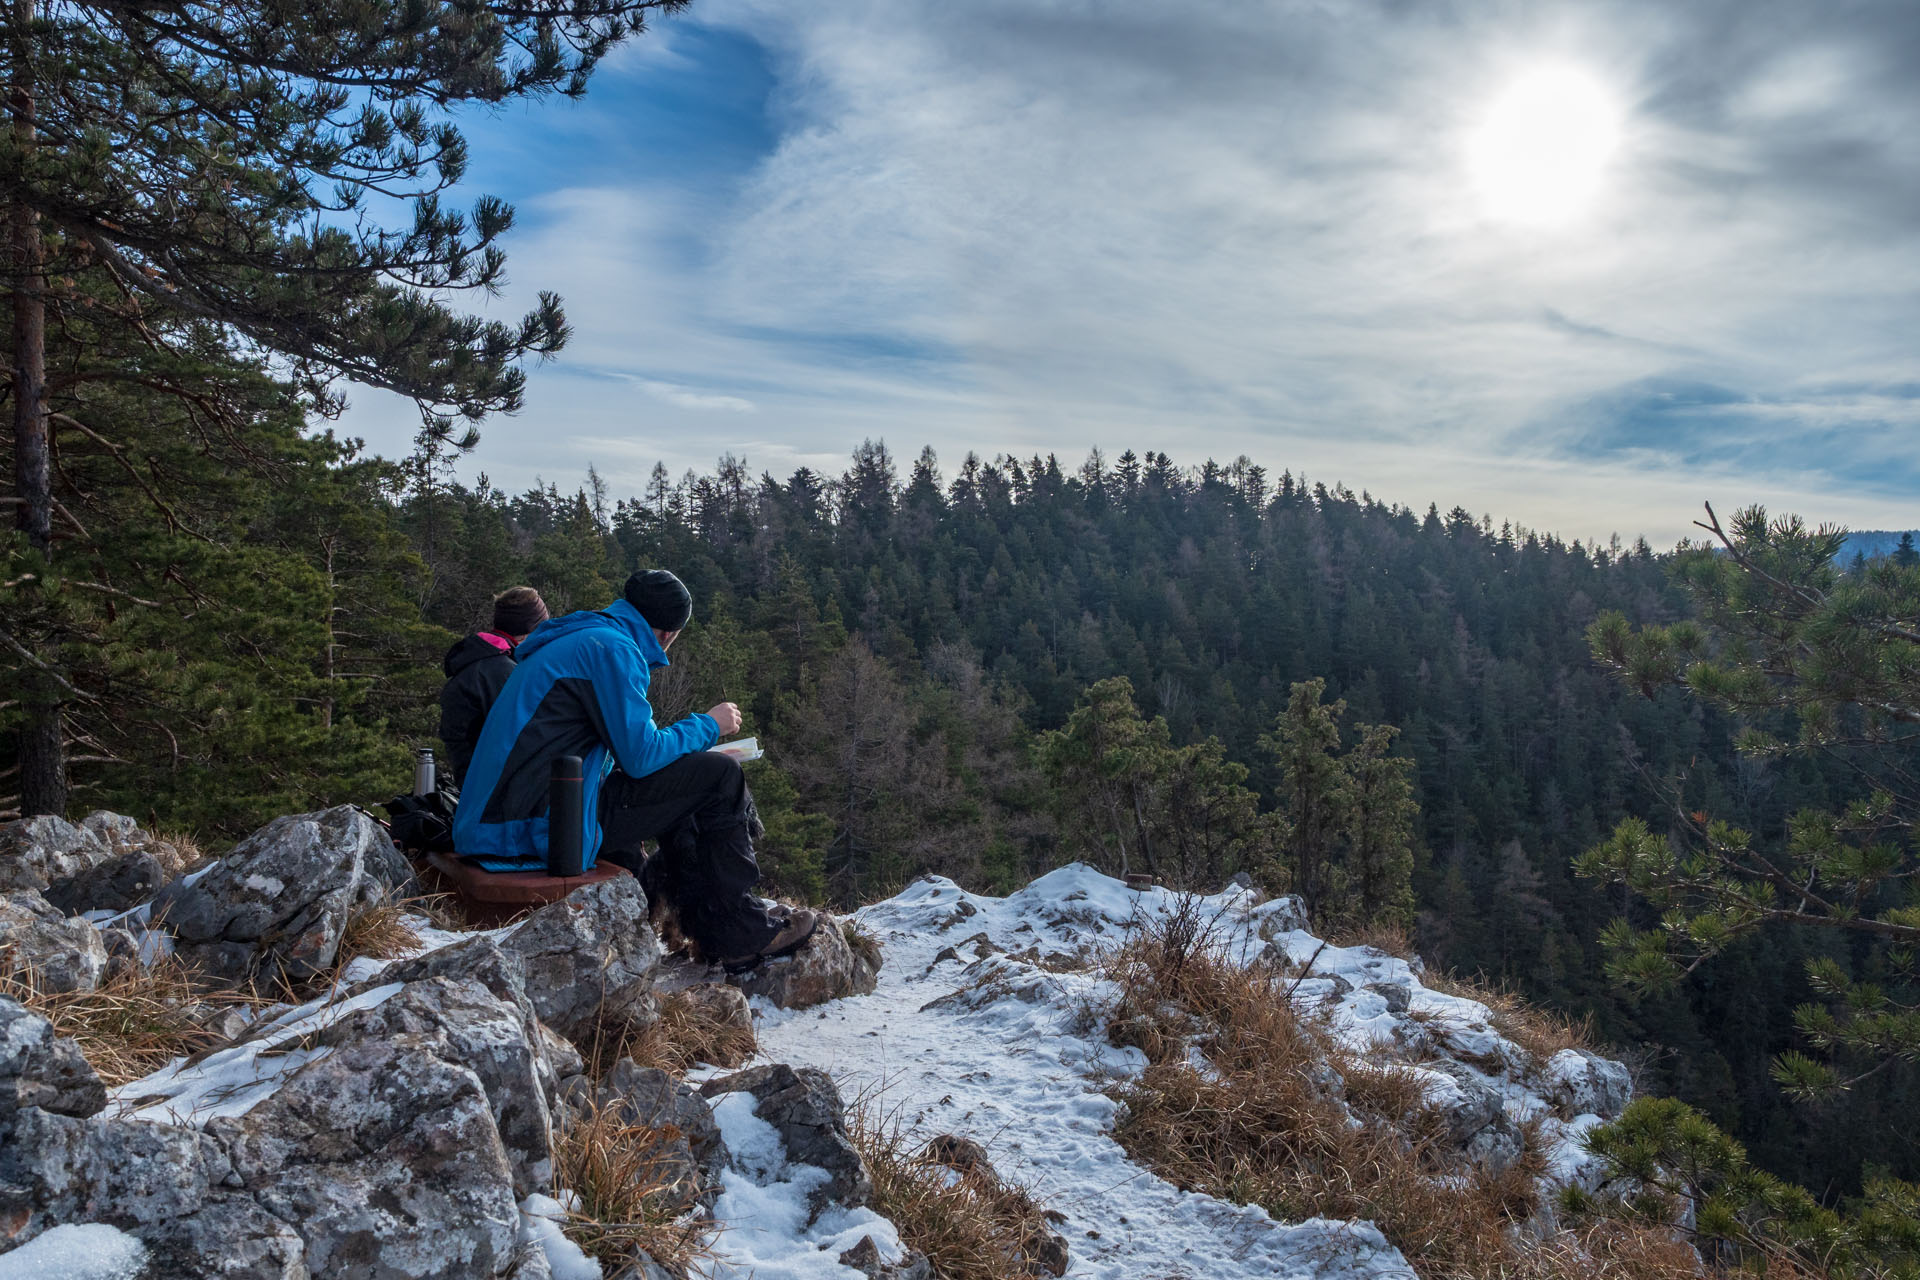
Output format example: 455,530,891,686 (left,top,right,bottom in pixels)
1582,503,1920,1103
1262,680,1419,928
1037,677,1278,888
0,290,438,831
1571,1097,1920,1278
